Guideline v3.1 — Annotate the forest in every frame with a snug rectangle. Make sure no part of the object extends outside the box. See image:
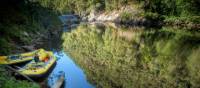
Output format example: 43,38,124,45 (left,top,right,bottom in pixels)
37,0,200,24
